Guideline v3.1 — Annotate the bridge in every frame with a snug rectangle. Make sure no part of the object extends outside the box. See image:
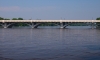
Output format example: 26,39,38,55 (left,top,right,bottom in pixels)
0,20,100,28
